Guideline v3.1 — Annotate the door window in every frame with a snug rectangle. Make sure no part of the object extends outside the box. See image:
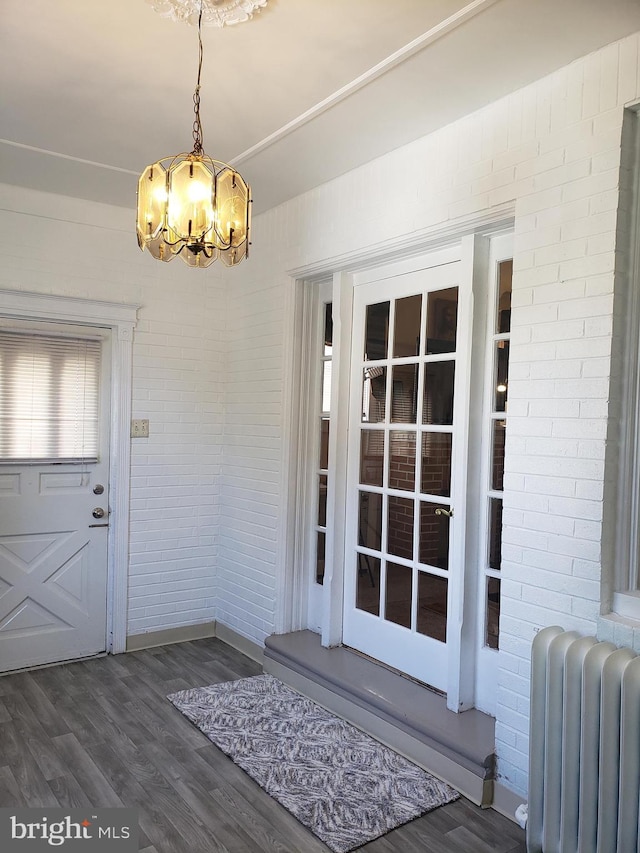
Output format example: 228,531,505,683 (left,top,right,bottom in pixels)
0,331,101,462
356,288,457,639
